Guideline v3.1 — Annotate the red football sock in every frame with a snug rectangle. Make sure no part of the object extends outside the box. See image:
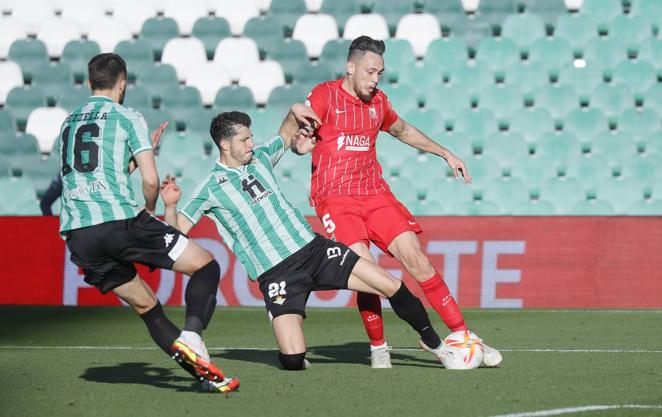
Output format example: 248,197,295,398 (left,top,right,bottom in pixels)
357,292,385,346
419,272,468,332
